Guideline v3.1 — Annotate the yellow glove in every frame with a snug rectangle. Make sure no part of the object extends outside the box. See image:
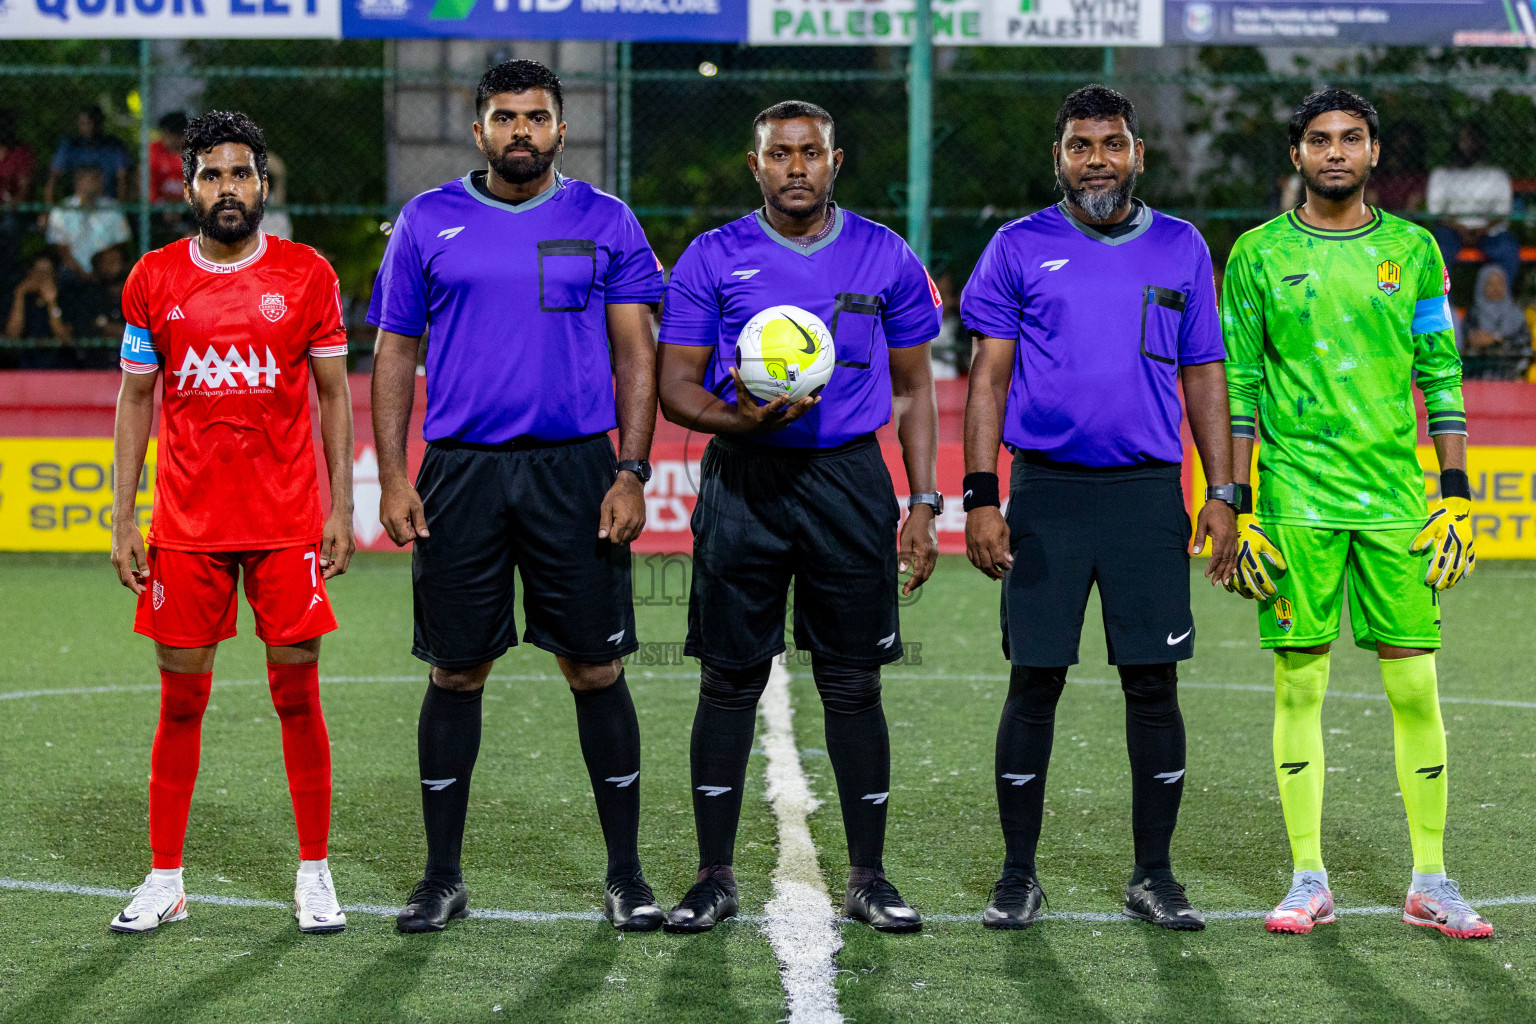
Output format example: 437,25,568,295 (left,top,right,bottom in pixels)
1410,497,1475,591
1226,514,1287,600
